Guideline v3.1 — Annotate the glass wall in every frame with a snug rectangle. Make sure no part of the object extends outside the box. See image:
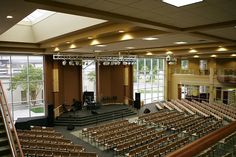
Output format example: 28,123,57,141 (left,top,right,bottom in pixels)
0,55,44,121
82,60,96,99
133,58,165,104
